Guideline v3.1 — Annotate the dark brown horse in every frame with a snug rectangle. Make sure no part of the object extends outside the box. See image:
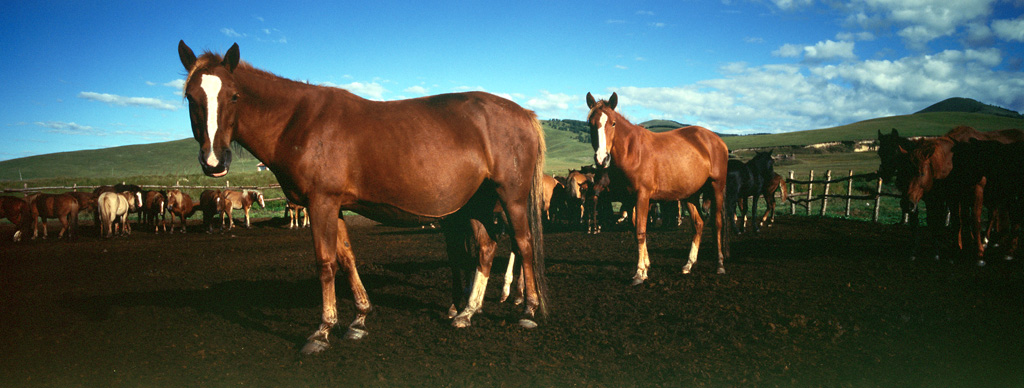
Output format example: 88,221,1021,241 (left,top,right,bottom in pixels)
142,191,168,233
586,92,729,285
179,41,548,354
198,189,226,233
24,193,80,240
0,196,33,241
